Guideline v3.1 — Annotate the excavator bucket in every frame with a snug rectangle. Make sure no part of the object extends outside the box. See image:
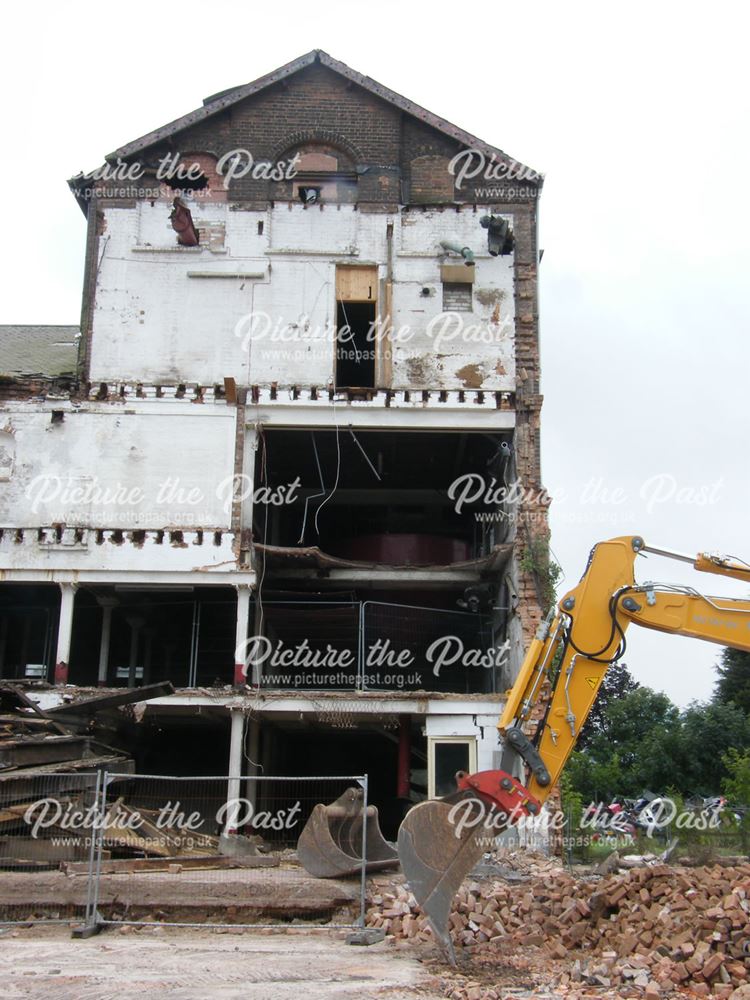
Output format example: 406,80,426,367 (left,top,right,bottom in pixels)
397,794,489,964
397,770,537,963
297,787,399,878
